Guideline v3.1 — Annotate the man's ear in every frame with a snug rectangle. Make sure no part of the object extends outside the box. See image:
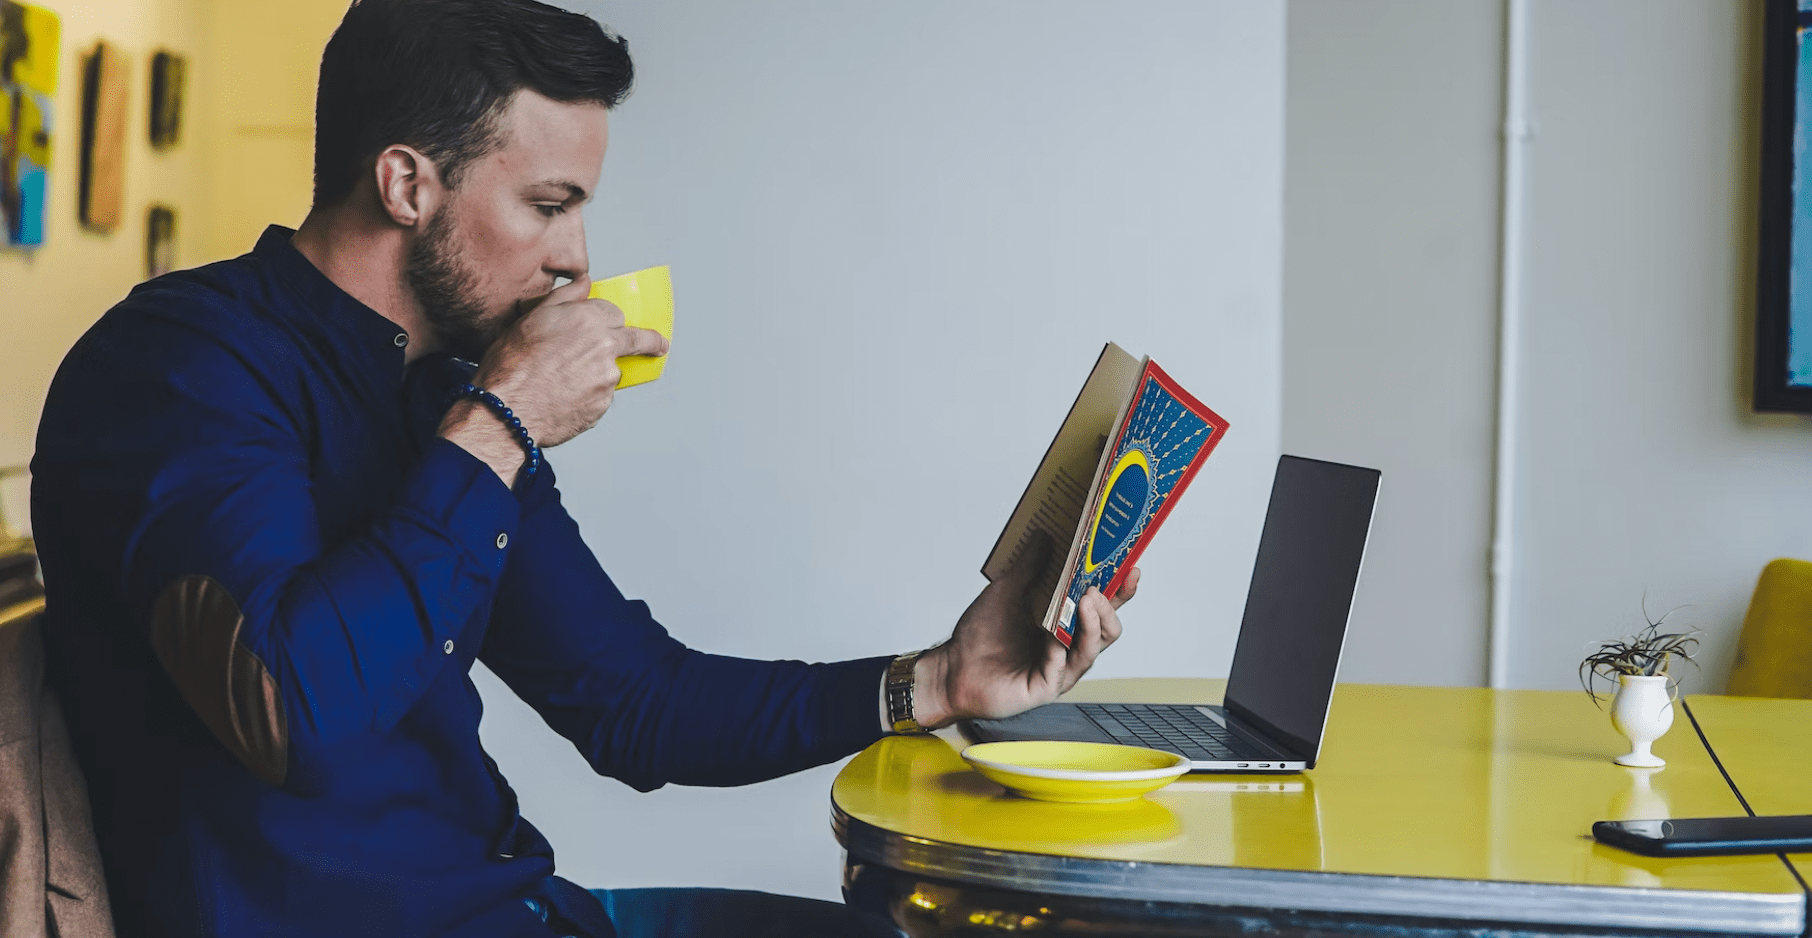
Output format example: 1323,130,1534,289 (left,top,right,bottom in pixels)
373,145,443,228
